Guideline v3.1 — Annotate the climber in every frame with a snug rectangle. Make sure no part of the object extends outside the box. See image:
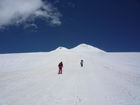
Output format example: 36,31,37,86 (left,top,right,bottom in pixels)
58,62,63,74
80,60,84,67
